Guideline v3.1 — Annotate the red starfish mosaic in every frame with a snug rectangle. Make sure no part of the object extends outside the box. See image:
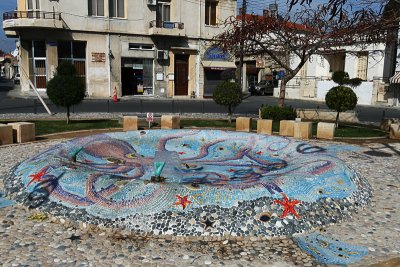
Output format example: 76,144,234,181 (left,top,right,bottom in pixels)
26,167,48,188
178,152,186,155
174,195,192,209
256,151,262,155
274,192,301,219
